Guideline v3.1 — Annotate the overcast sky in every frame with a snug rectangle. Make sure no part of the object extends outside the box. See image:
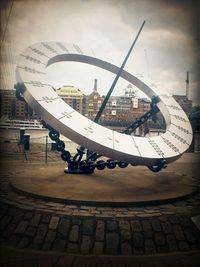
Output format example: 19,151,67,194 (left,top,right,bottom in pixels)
1,0,199,105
